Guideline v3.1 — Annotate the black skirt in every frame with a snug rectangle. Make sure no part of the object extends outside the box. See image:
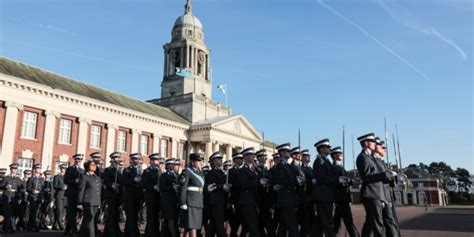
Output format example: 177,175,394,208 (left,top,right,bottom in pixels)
179,206,203,229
